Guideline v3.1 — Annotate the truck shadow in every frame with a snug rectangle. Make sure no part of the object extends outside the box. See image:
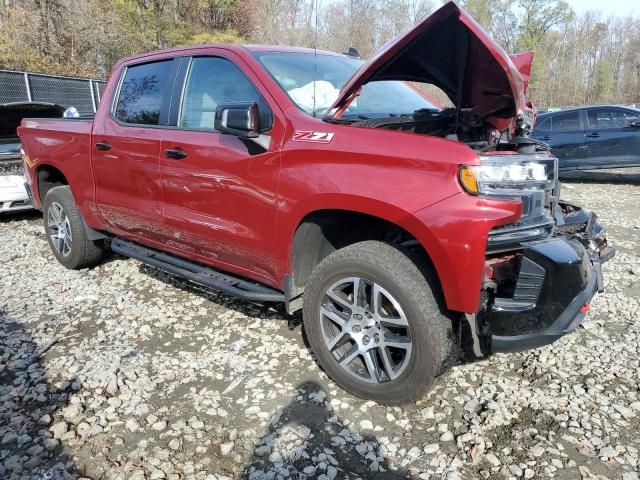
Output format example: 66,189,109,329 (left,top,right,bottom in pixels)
133,262,470,371
240,380,411,479
136,263,288,320
0,311,80,478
